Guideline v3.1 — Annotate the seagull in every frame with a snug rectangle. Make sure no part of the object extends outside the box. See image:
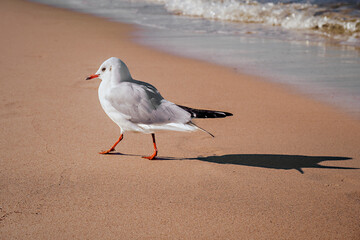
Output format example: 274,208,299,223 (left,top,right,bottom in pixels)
86,57,232,160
